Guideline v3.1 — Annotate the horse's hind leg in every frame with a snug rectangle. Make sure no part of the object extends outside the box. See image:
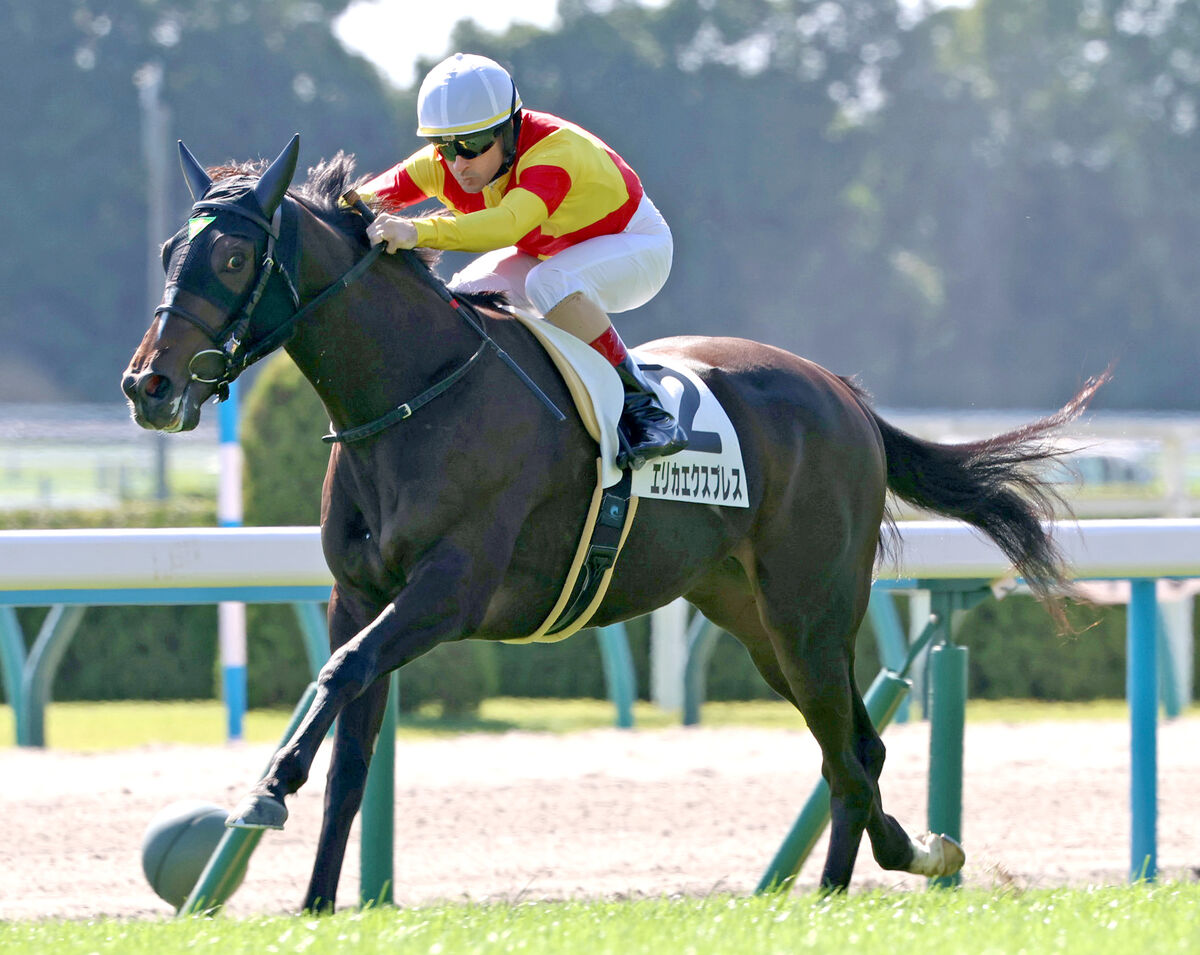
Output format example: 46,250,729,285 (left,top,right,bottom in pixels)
850,691,965,878
689,555,881,890
847,689,917,871
747,566,963,883
753,586,963,883
748,515,964,887
774,631,874,888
